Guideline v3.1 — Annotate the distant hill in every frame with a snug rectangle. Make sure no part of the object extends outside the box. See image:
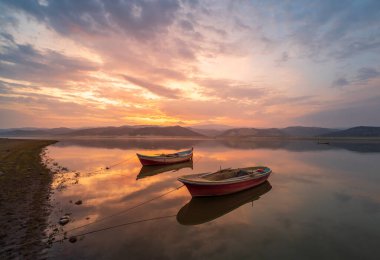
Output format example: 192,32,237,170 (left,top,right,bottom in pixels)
190,128,224,137
1,125,380,138
61,125,204,137
190,124,233,130
0,125,204,137
281,126,339,137
219,128,287,137
0,127,73,136
128,126,203,137
63,126,134,136
0,127,42,133
219,126,340,138
321,126,380,137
